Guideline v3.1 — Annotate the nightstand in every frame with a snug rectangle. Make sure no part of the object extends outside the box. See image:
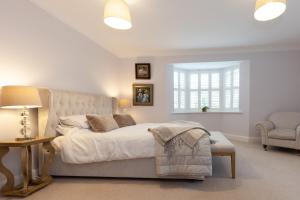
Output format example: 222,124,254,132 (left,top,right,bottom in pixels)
0,136,55,197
